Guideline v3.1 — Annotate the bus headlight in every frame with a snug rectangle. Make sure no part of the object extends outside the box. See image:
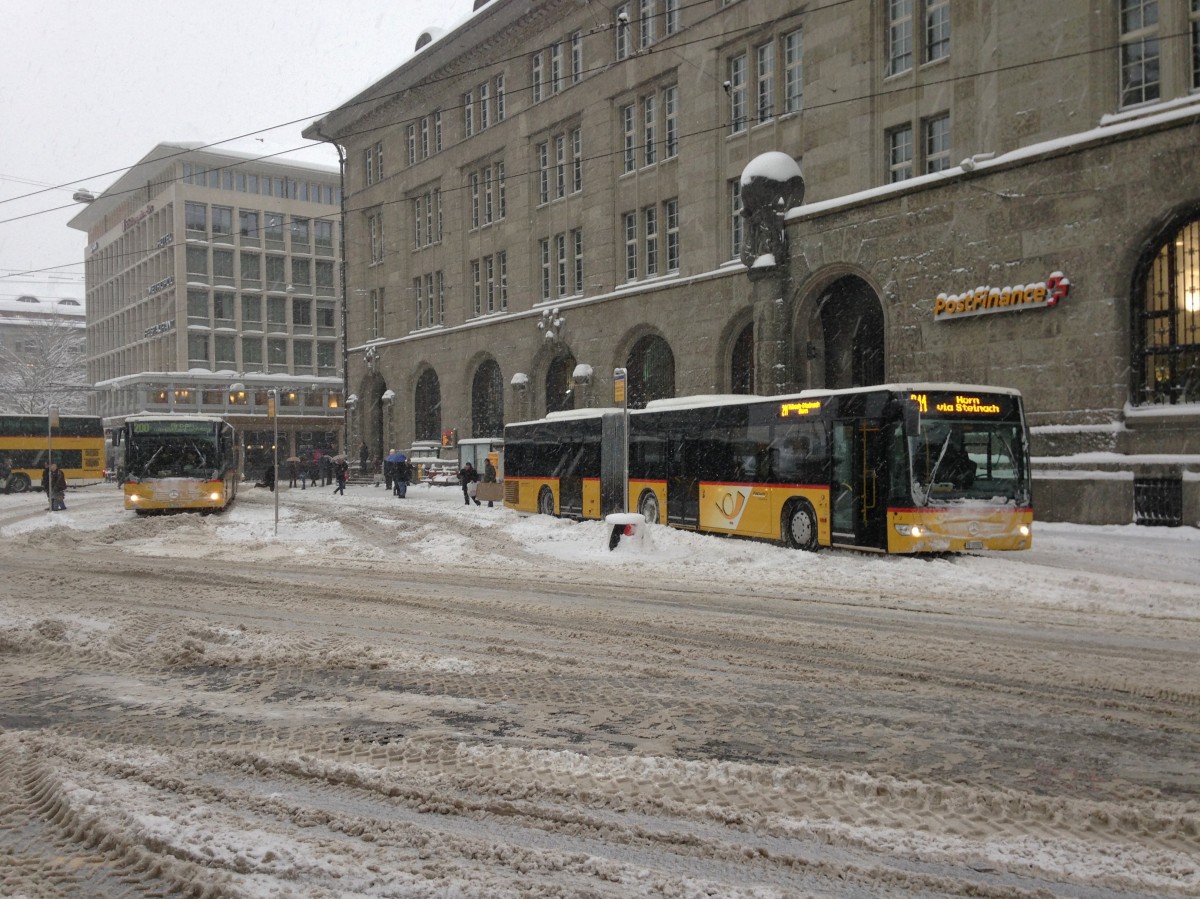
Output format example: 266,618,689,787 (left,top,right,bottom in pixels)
1019,524,1031,537
130,494,141,504
894,524,923,537
209,491,222,502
